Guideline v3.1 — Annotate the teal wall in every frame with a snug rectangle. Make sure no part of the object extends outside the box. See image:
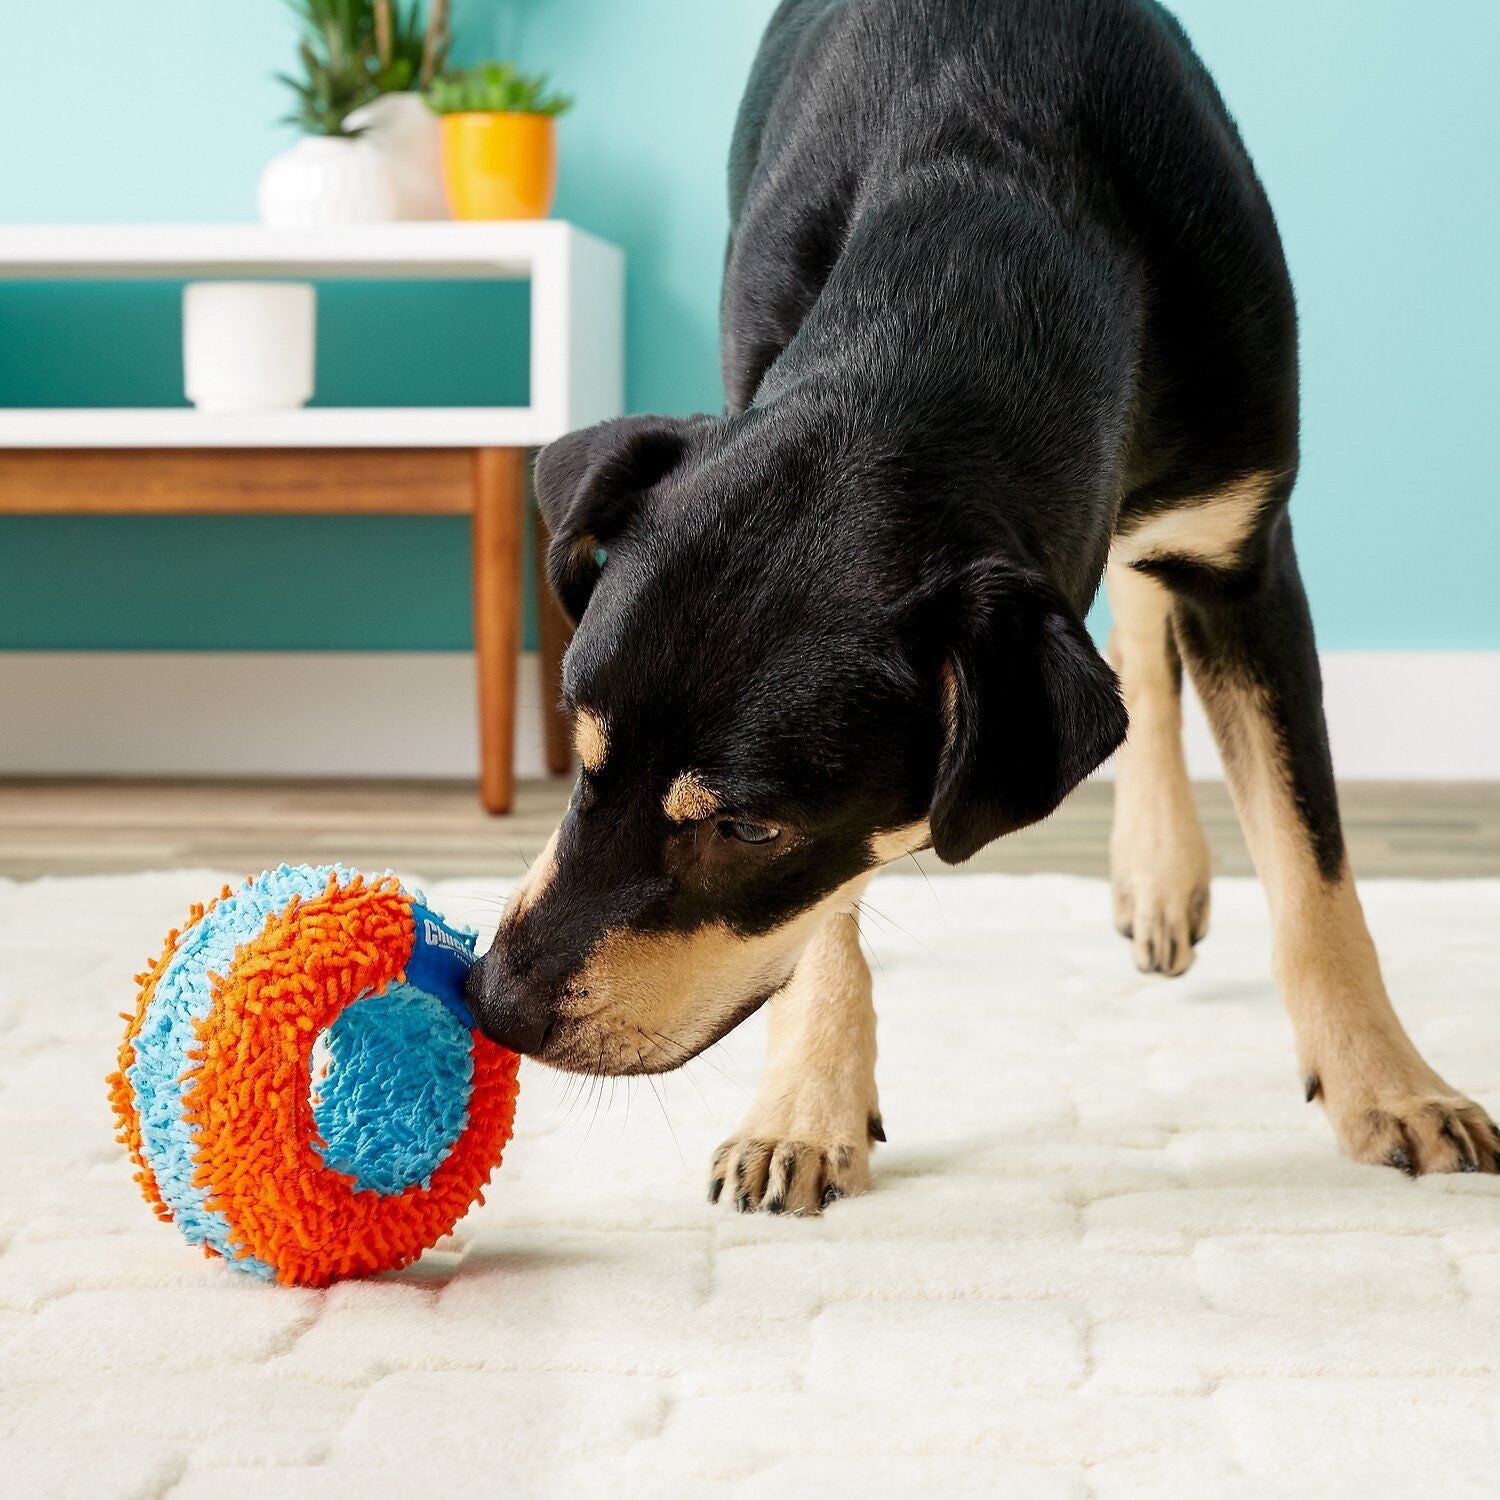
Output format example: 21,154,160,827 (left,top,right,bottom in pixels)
1,1,1496,652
